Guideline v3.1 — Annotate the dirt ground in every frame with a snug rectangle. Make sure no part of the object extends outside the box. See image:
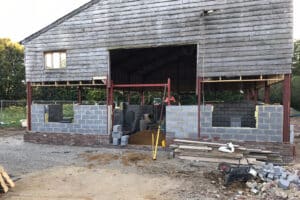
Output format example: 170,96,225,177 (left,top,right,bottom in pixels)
1,118,300,200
